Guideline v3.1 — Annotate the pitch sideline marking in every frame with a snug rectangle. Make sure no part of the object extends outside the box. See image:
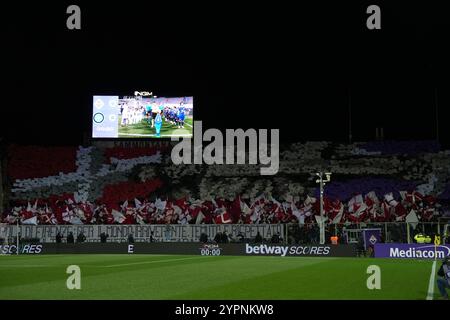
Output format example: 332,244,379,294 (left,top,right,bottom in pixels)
0,254,172,268
0,264,53,268
103,256,204,268
426,260,436,300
